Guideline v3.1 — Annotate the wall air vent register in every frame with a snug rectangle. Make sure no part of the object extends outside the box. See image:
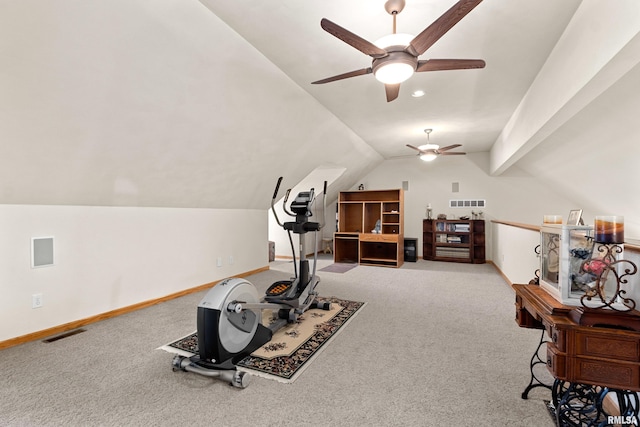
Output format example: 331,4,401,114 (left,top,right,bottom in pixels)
449,199,485,208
